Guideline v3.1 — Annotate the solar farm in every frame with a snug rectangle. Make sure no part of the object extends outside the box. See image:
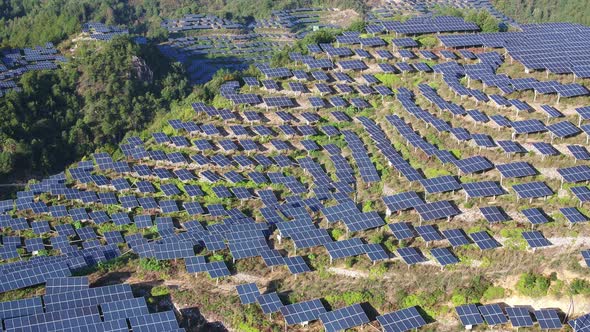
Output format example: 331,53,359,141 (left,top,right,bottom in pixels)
158,8,357,83
81,22,130,41
3,4,590,332
0,43,66,96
